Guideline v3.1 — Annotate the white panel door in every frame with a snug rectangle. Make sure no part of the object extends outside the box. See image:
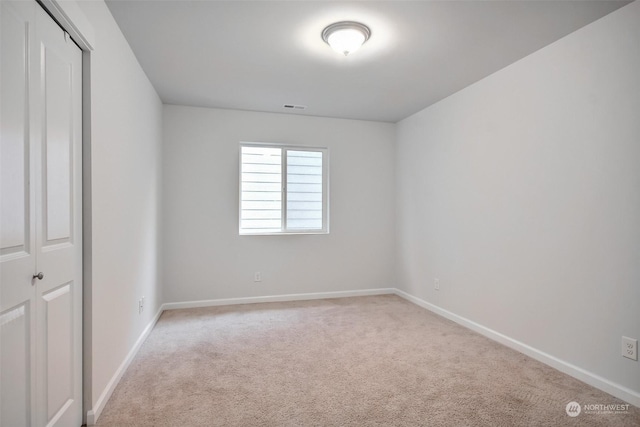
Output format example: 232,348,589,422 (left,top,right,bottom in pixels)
34,5,83,425
1,2,38,424
0,1,83,426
